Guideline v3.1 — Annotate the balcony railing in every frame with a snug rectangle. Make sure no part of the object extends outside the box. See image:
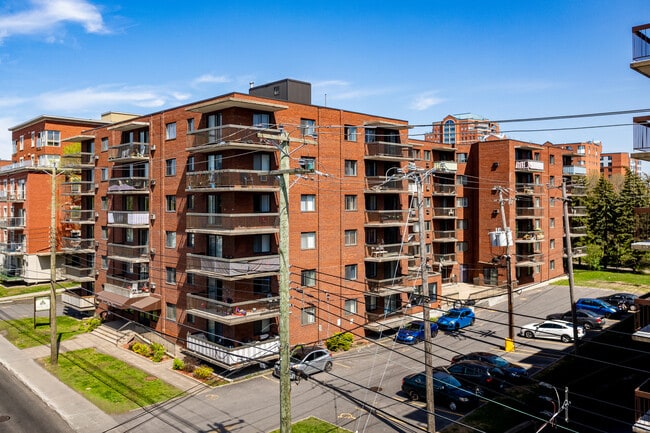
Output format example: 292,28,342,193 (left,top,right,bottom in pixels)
568,206,587,216
365,210,407,224
108,142,150,162
107,243,150,260
186,254,280,278
365,243,412,259
432,253,457,264
107,211,150,226
61,181,96,196
566,184,587,196
365,176,408,192
563,166,587,176
0,217,25,228
515,183,545,195
570,226,587,236
62,265,95,281
633,24,650,62
516,230,545,241
62,209,95,223
365,142,412,160
186,333,279,368
187,125,281,151
187,170,279,190
515,254,545,265
60,152,95,168
432,207,457,218
566,246,587,257
61,289,95,311
515,207,544,217
0,267,23,280
104,275,150,297
61,237,95,251
515,160,544,172
186,213,279,232
0,242,25,254
366,275,408,292
186,293,281,324
431,161,457,172
107,177,151,194
432,230,457,241
0,191,26,201
634,119,650,151
432,184,456,195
